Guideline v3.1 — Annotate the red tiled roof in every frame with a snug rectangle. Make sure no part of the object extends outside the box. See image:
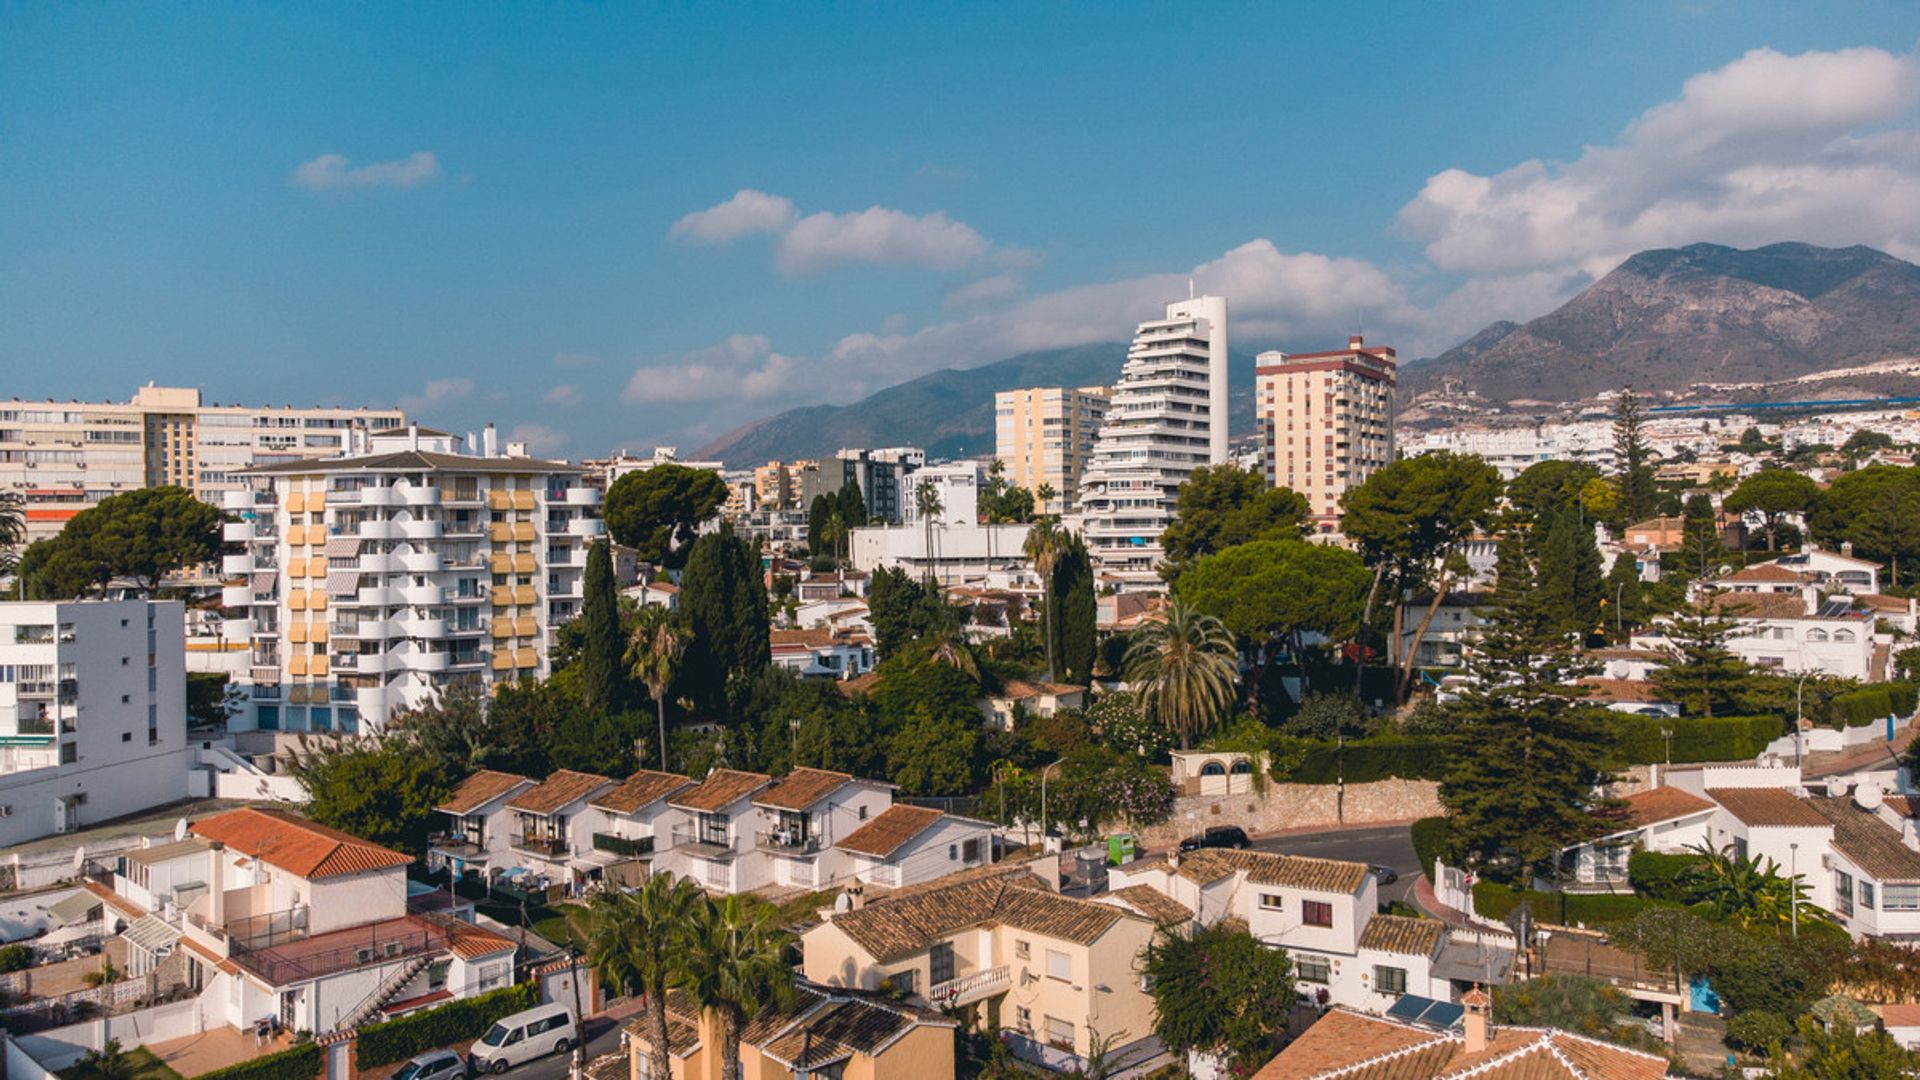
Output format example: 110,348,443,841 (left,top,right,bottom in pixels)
1723,563,1810,583
994,680,1086,700
591,770,695,814
1619,787,1716,829
1707,788,1830,828
1252,1008,1671,1079
507,770,616,816
835,805,943,858
437,770,534,815
836,672,881,698
756,768,855,811
191,807,412,880
671,769,773,812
